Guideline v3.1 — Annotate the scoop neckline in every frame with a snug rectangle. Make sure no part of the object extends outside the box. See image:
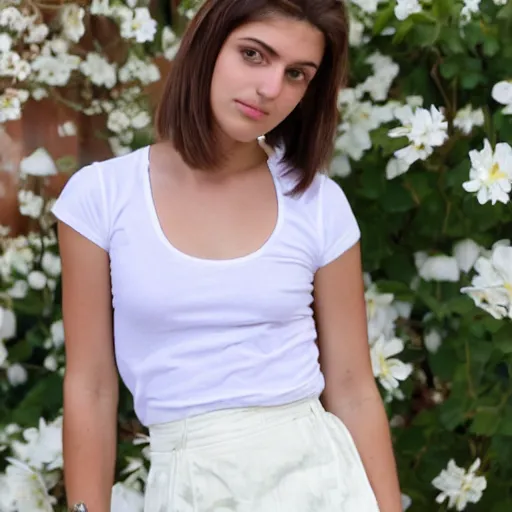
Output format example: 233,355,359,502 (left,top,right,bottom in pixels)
142,145,285,265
